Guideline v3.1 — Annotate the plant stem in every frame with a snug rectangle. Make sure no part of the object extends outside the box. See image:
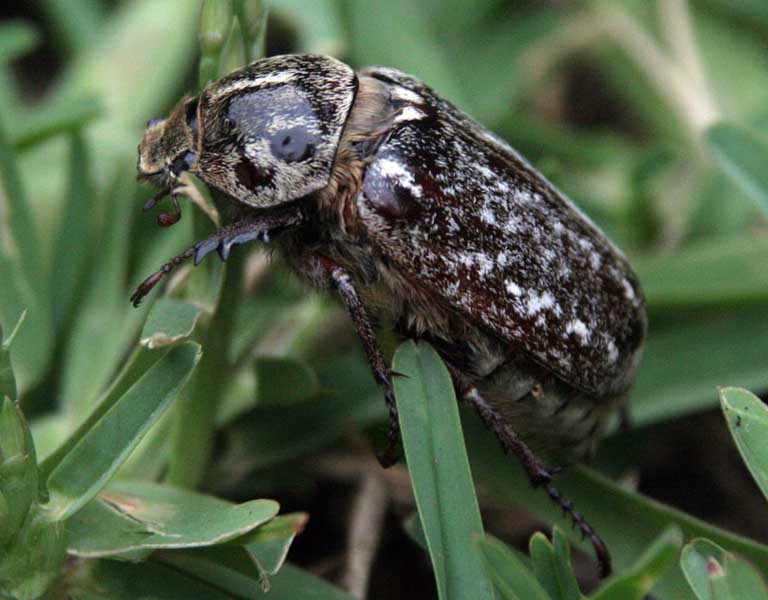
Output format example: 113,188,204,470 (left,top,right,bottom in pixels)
167,249,244,487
